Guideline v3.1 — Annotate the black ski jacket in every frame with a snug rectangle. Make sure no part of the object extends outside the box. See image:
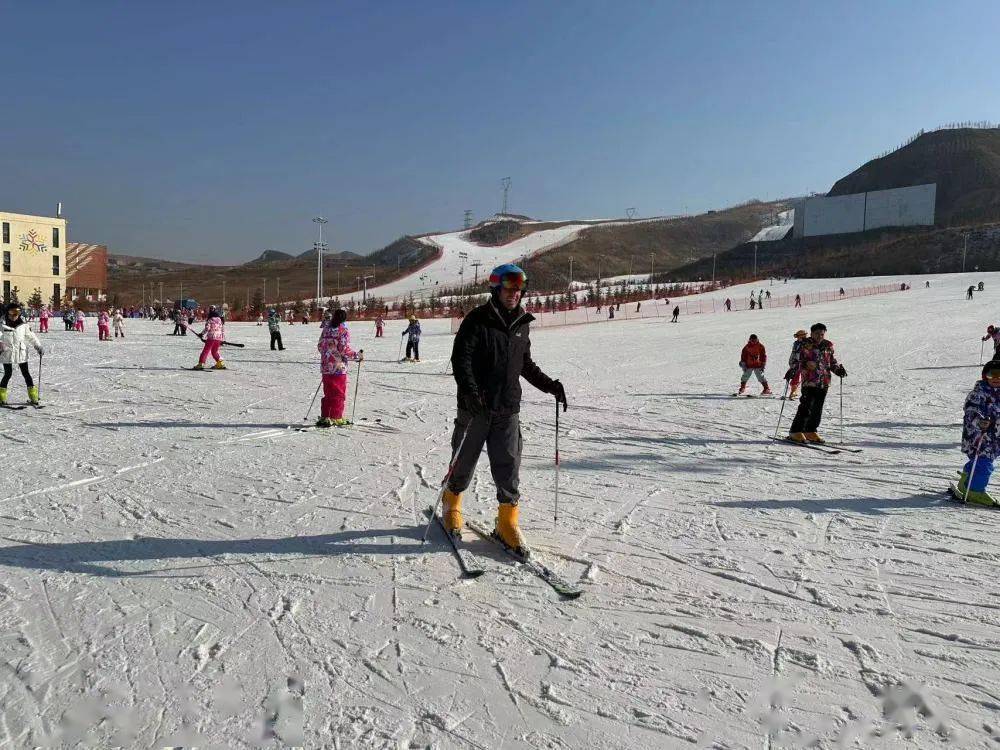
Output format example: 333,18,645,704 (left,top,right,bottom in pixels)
451,300,555,415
